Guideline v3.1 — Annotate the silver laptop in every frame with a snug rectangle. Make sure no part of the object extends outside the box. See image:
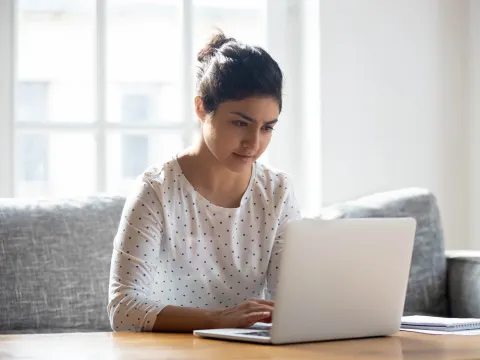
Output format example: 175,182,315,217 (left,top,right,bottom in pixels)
194,217,416,344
